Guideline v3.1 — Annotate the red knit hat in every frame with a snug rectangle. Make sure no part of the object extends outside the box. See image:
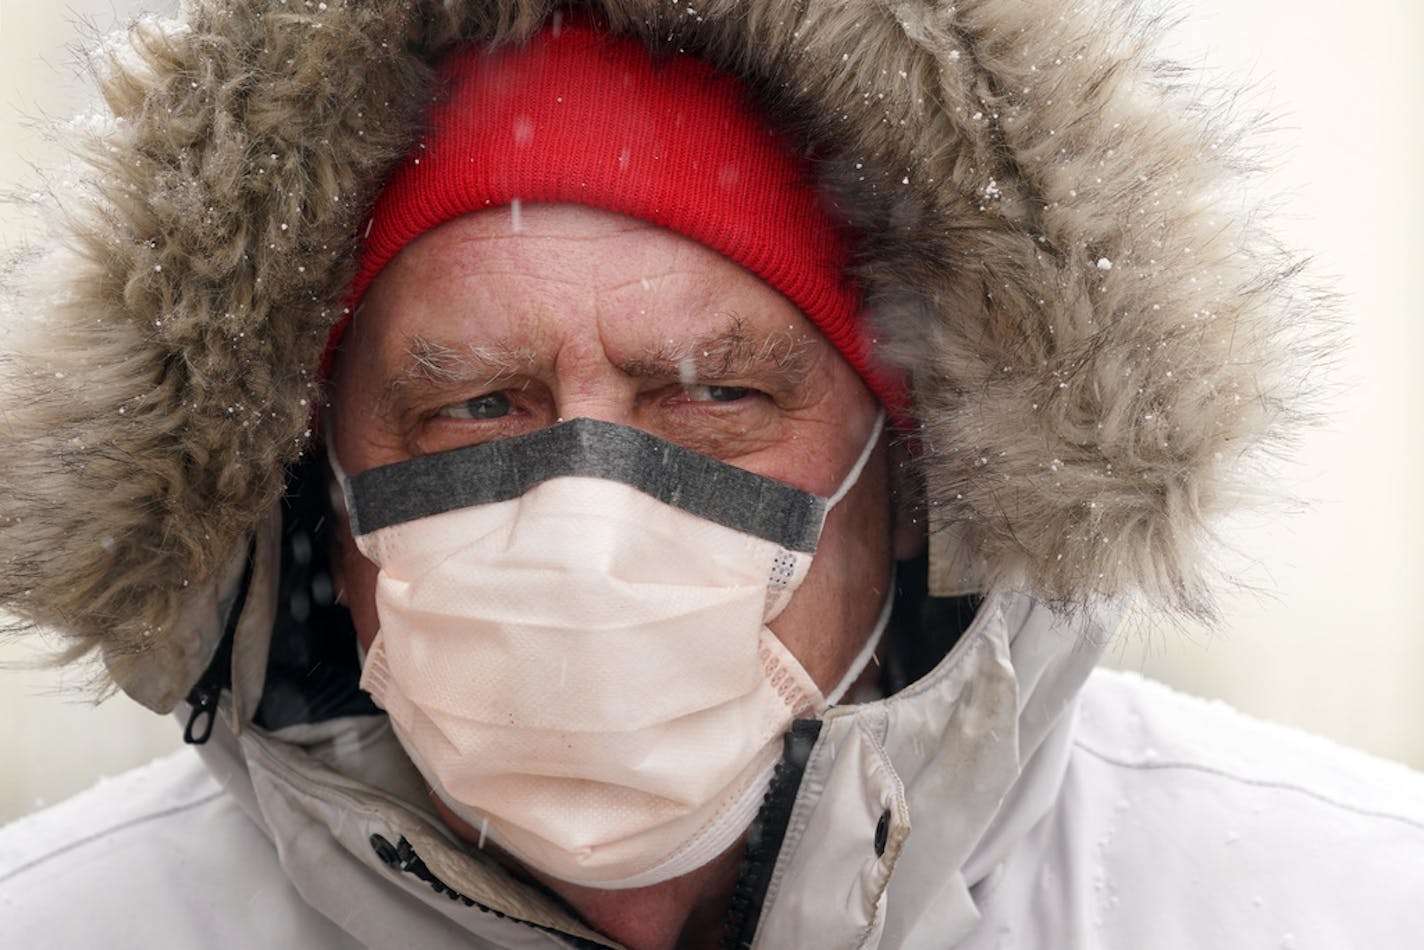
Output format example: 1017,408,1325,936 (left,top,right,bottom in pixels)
325,14,908,418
